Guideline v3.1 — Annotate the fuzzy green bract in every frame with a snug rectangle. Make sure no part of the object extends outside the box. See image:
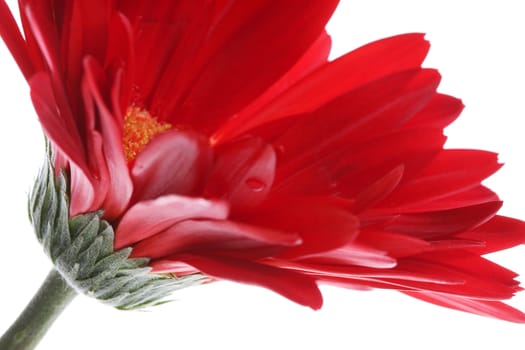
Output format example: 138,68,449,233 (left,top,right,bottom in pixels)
29,155,205,310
